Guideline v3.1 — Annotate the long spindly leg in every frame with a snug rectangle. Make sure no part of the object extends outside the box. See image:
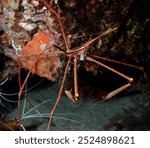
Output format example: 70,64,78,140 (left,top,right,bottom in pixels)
65,55,79,102
17,45,63,129
47,57,71,130
73,55,79,101
86,56,133,100
68,28,117,55
104,83,131,100
92,55,148,80
17,56,22,89
40,0,70,52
